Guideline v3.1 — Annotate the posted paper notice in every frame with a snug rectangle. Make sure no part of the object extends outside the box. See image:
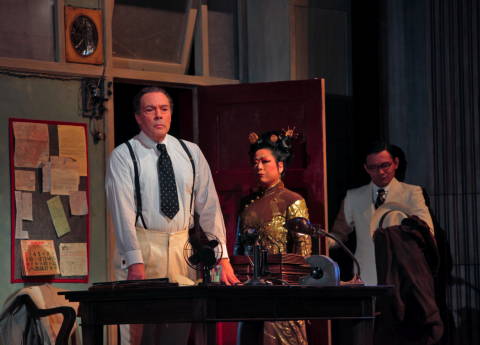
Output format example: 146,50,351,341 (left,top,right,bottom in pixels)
58,125,87,176
60,242,87,276
47,196,71,237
